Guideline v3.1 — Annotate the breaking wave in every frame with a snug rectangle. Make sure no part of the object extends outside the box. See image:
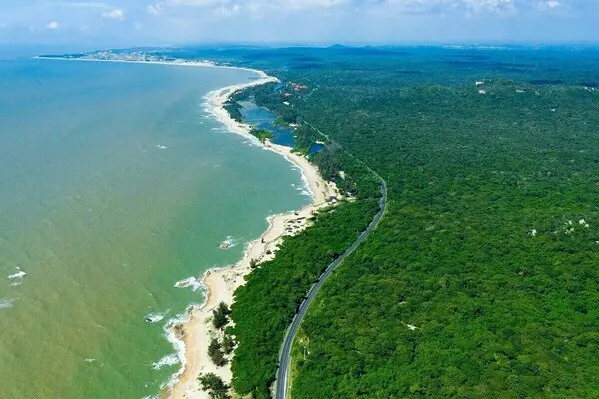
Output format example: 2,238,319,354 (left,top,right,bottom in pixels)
151,353,180,370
